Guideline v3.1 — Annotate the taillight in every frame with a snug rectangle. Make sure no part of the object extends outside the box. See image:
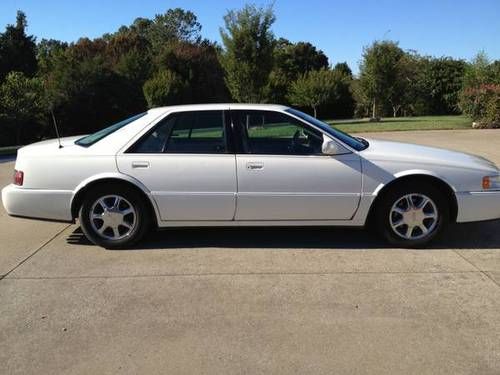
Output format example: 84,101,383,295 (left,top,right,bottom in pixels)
13,170,24,186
